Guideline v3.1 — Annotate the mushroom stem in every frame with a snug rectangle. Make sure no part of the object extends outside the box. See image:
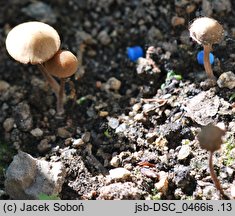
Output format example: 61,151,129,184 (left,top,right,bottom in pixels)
38,64,60,96
57,78,66,115
208,151,229,199
203,44,216,80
